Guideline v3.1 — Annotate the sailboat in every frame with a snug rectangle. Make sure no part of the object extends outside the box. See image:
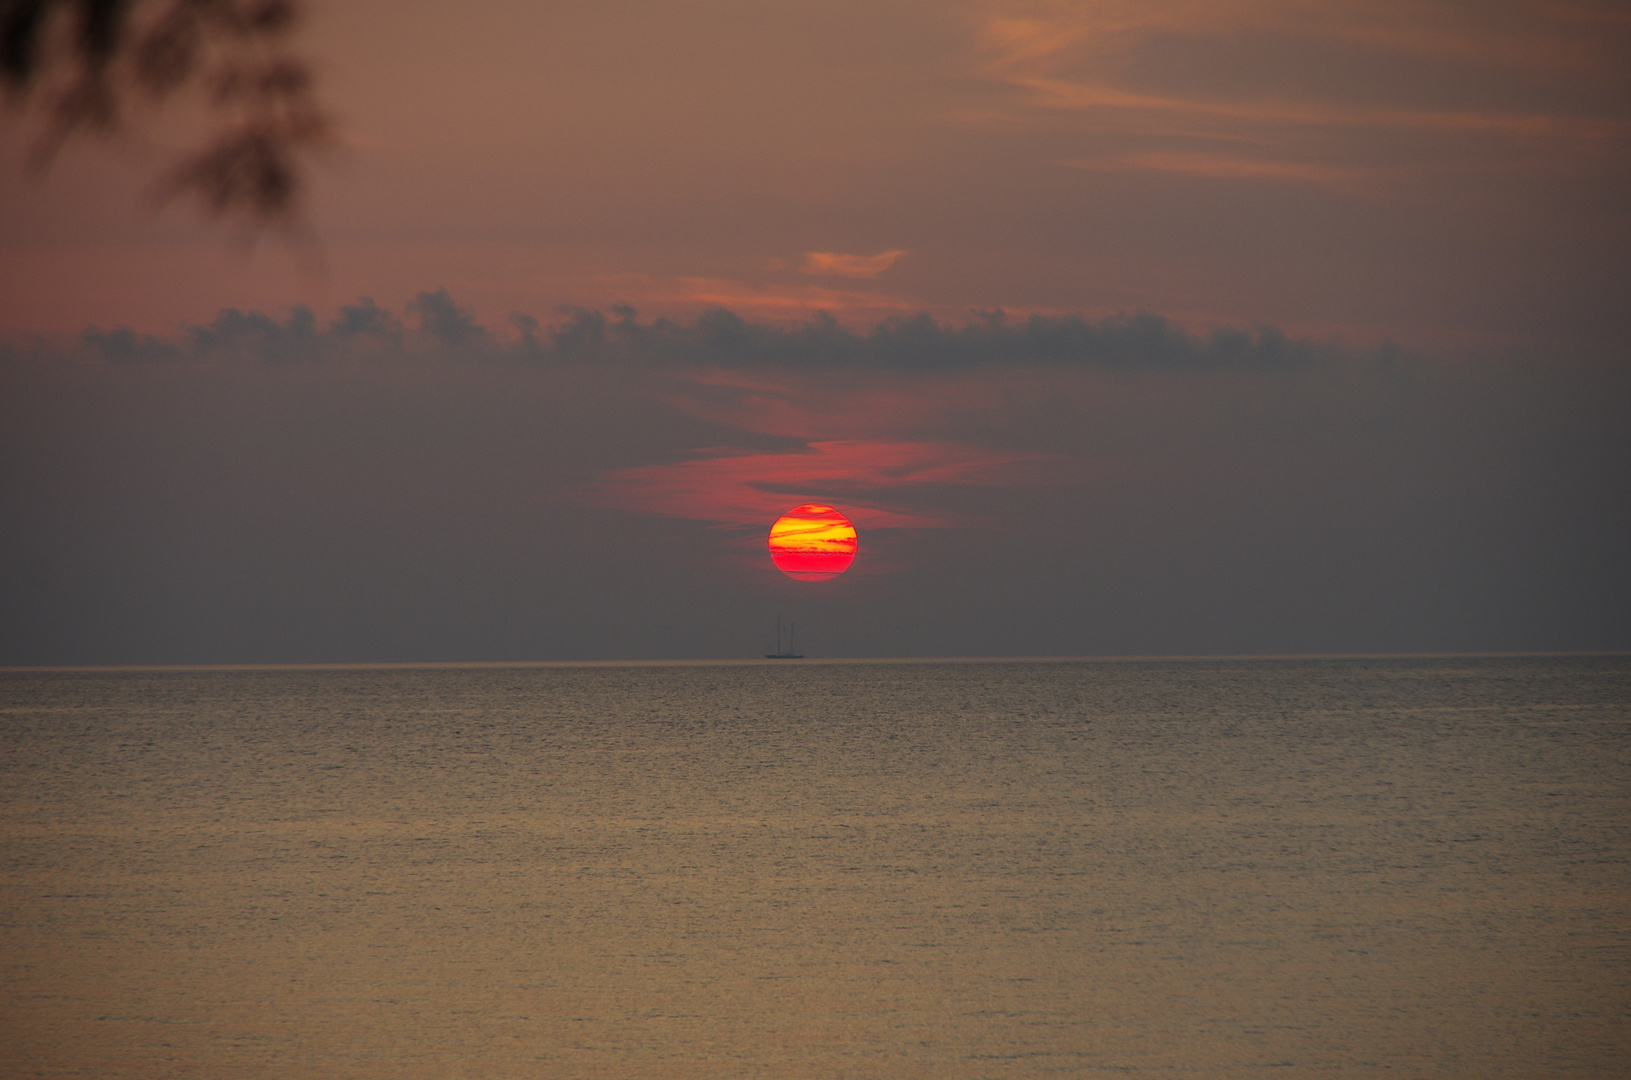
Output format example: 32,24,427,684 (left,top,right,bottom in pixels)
764,613,804,659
